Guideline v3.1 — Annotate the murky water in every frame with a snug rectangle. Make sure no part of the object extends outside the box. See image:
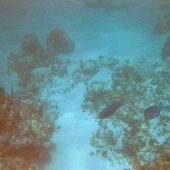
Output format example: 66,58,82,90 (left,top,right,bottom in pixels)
0,0,170,170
